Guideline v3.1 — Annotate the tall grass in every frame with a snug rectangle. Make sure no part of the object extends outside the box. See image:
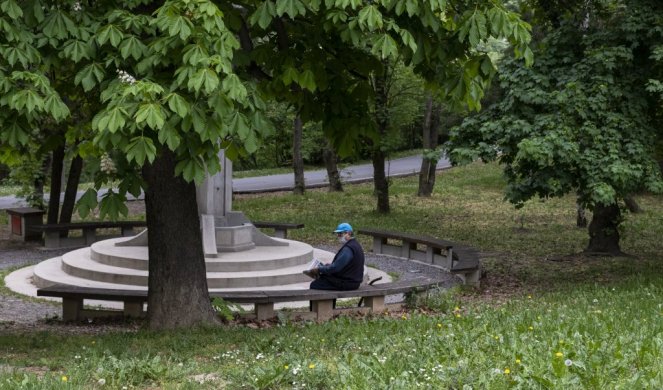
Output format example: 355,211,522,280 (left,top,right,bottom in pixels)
1,161,662,388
